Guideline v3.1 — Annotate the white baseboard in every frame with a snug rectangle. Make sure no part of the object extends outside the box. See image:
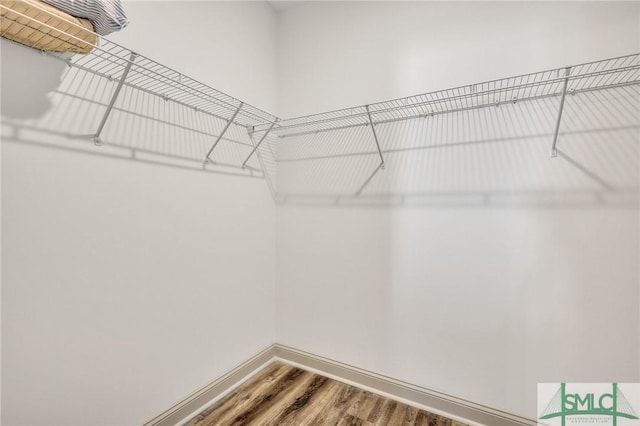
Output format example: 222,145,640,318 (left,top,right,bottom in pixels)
274,344,537,426
145,343,537,426
143,344,277,426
